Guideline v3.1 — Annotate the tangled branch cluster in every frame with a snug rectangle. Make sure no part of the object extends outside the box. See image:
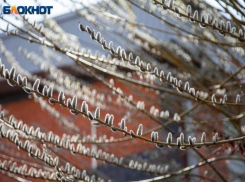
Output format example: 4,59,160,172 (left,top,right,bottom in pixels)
0,0,245,182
